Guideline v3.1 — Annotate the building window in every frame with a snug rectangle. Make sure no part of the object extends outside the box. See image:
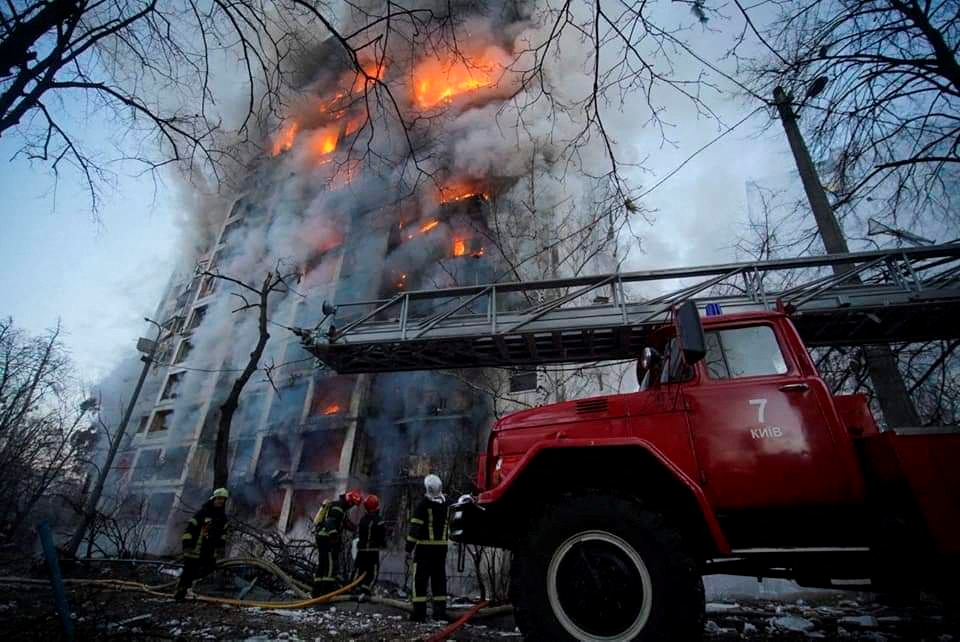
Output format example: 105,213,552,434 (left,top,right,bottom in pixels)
157,447,189,480
161,372,184,400
136,415,150,433
187,306,207,331
174,340,193,364
509,368,538,393
145,493,175,525
132,449,161,482
149,409,173,433
198,275,216,298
